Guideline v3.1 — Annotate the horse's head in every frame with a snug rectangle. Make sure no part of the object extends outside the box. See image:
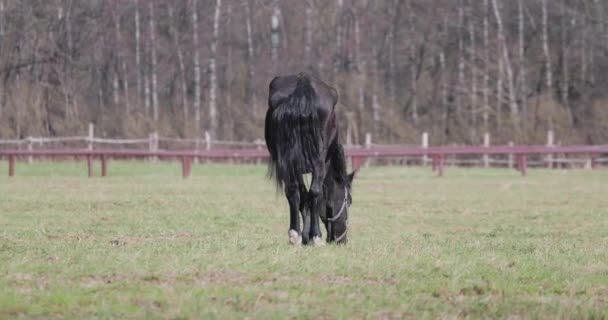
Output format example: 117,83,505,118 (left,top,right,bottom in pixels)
323,170,356,244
